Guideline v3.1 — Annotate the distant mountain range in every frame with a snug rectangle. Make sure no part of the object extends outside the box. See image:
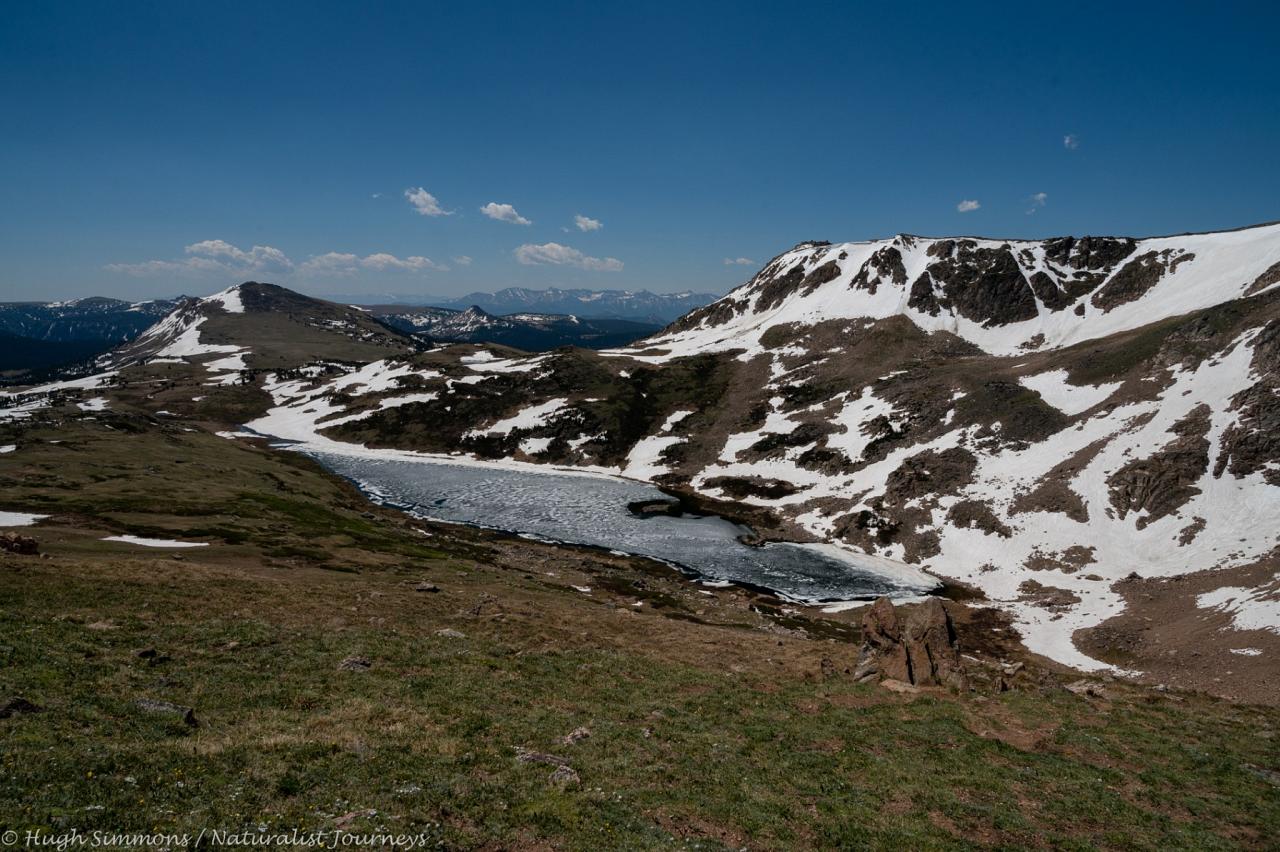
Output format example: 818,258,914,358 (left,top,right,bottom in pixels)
370,304,659,350
0,296,178,377
0,291,683,379
0,287,712,378
329,287,721,324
